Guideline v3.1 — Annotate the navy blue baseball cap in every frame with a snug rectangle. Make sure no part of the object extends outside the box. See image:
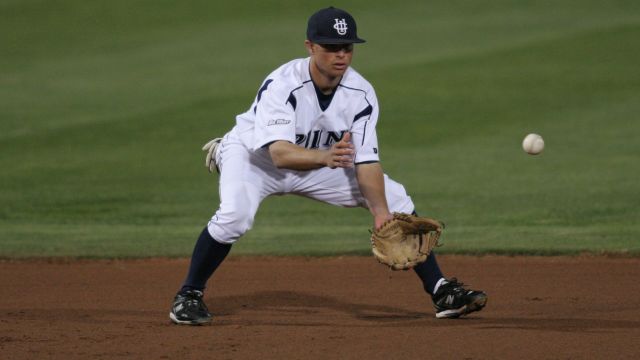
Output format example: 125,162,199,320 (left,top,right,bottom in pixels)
306,7,366,44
